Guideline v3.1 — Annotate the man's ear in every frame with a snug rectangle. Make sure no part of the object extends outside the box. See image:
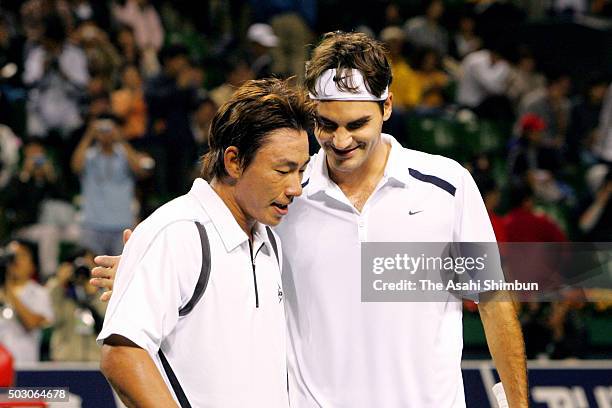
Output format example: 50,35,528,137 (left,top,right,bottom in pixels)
383,93,393,121
223,146,242,180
